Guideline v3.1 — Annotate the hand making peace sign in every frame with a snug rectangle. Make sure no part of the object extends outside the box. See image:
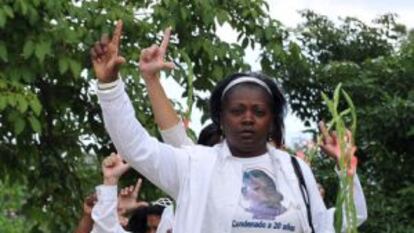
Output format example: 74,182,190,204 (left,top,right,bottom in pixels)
90,20,126,83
